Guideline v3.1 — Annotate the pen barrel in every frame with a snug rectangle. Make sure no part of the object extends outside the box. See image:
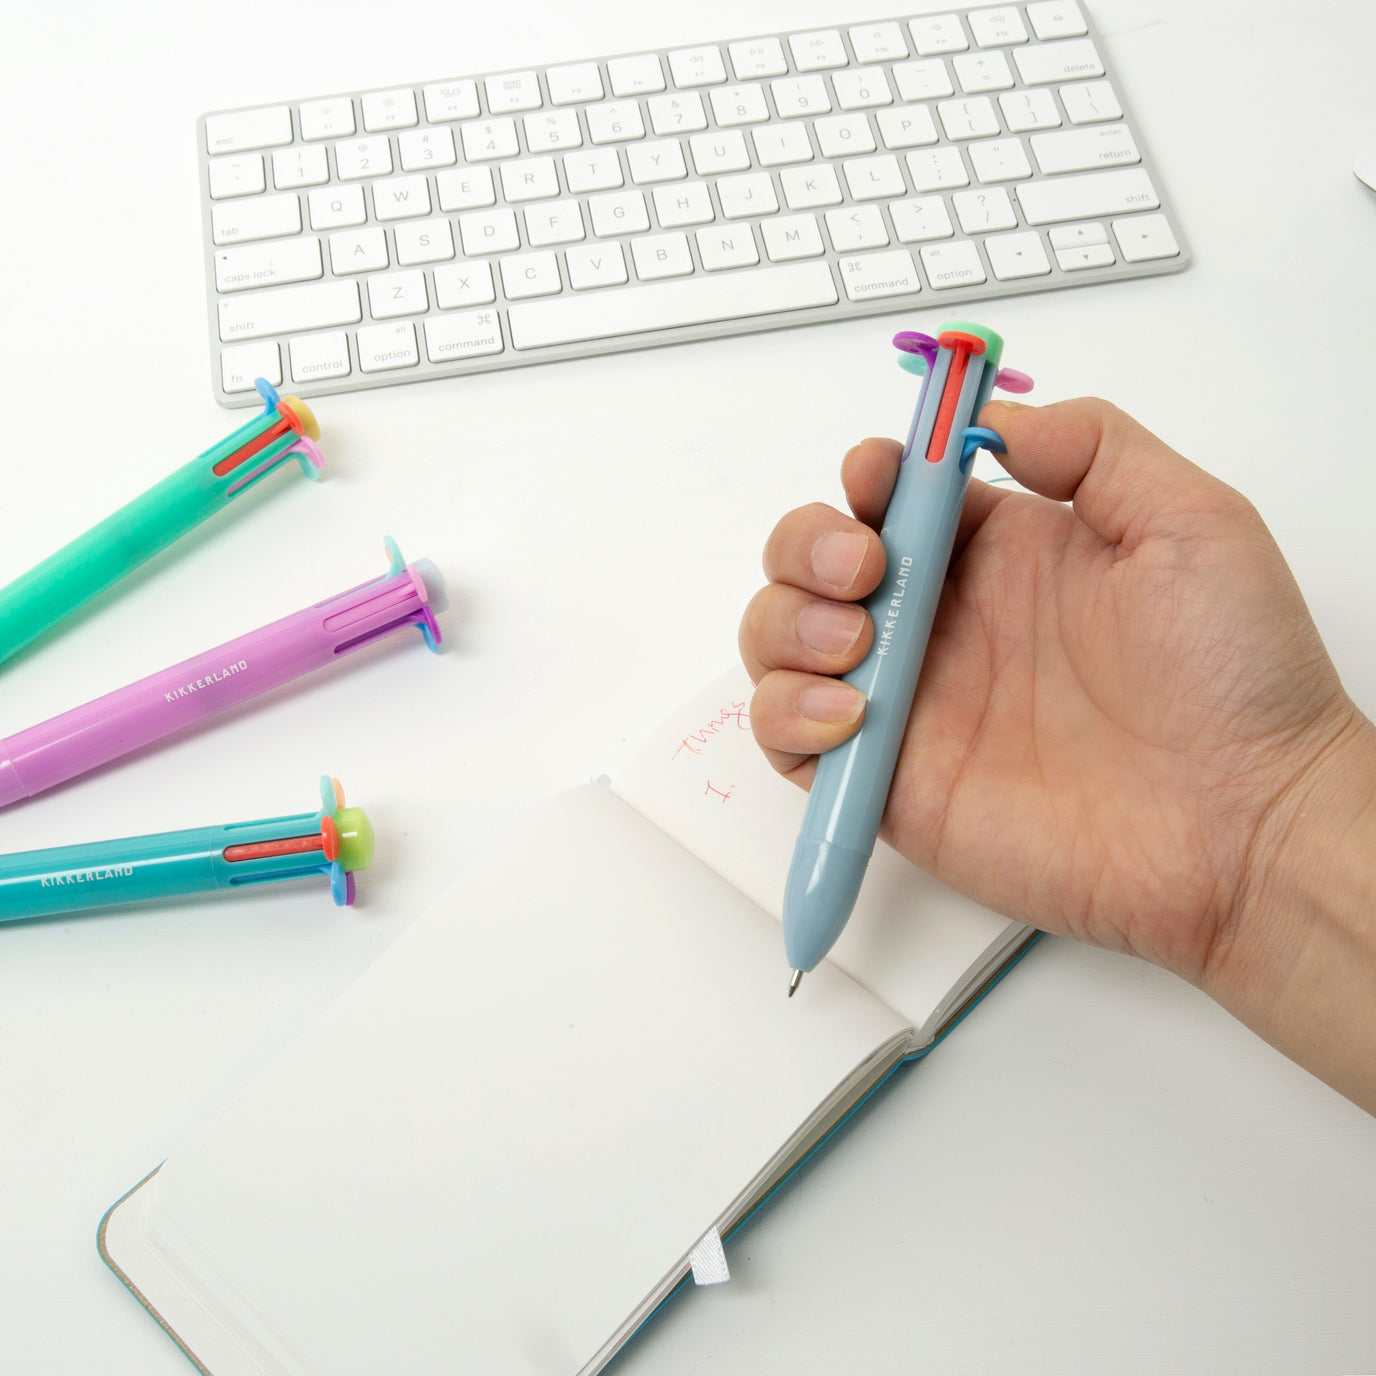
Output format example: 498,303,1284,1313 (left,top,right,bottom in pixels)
0,410,293,667
0,809,327,921
0,566,431,807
